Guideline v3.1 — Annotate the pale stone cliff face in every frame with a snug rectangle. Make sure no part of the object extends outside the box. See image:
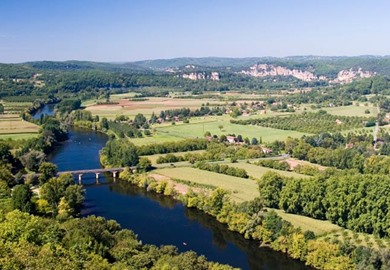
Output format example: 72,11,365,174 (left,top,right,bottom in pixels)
240,64,374,83
182,72,206,80
181,72,220,81
210,72,220,81
241,64,323,81
330,68,374,84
